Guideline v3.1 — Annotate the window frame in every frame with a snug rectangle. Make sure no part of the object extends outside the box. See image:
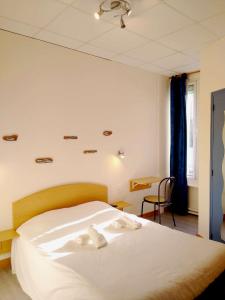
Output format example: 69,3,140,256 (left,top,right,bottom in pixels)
186,79,198,187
